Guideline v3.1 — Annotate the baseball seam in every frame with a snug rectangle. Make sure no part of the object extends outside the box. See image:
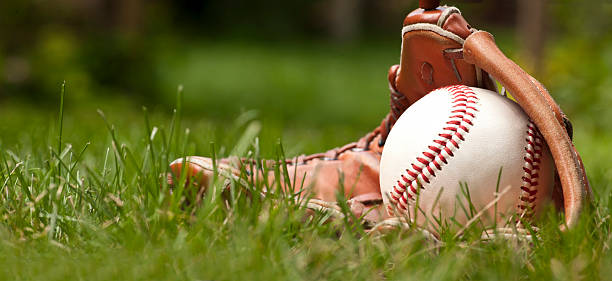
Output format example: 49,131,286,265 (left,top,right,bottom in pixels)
517,121,543,218
387,85,480,214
